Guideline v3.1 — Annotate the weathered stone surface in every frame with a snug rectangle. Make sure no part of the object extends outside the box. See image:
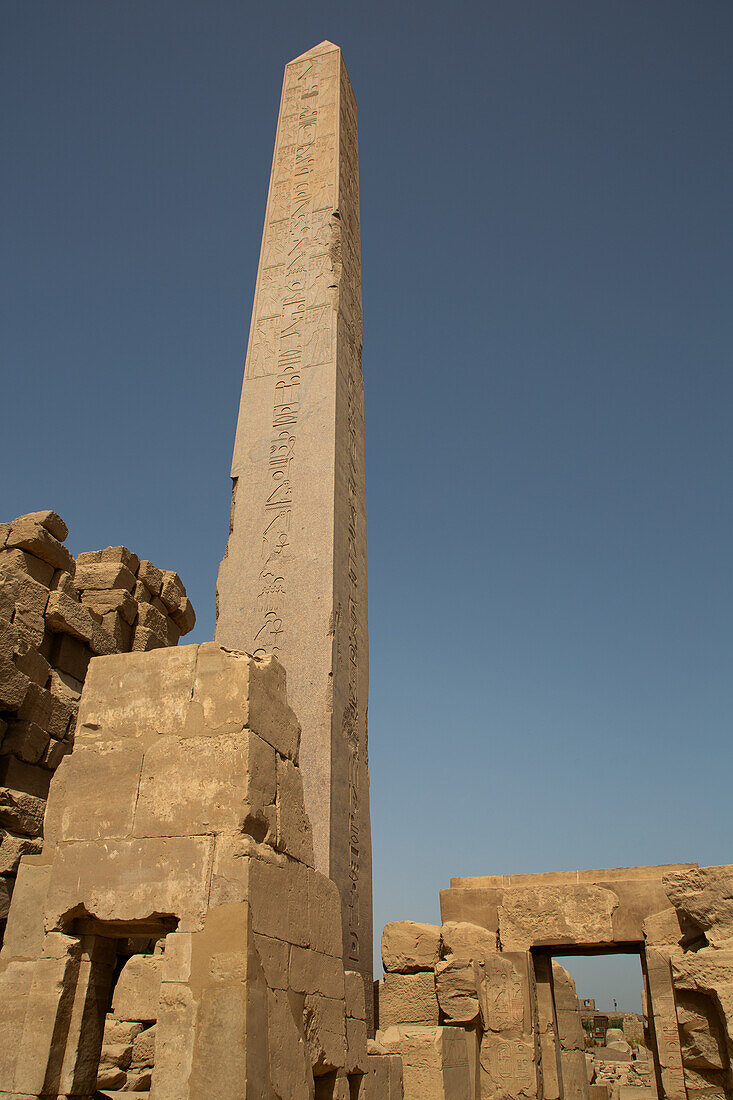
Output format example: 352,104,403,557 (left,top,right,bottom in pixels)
74,560,137,592
479,950,526,1032
664,865,733,947
13,510,68,543
81,587,137,623
215,41,372,1000
0,655,30,709
0,720,49,764
304,992,347,1073
480,1033,536,1099
1,860,51,959
51,632,91,680
136,599,168,637
134,731,275,839
379,972,439,1028
0,828,42,875
276,755,314,865
159,570,185,613
77,545,140,573
499,884,618,950
435,956,481,1024
378,1025,471,1099
0,786,46,836
382,920,441,973
363,1050,405,1099
345,969,367,1020
171,595,196,635
102,1016,145,1045
441,919,496,962
113,956,162,1022
0,546,55,587
267,987,313,1099
45,589,95,642
6,517,75,574
137,559,163,595
44,741,143,843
